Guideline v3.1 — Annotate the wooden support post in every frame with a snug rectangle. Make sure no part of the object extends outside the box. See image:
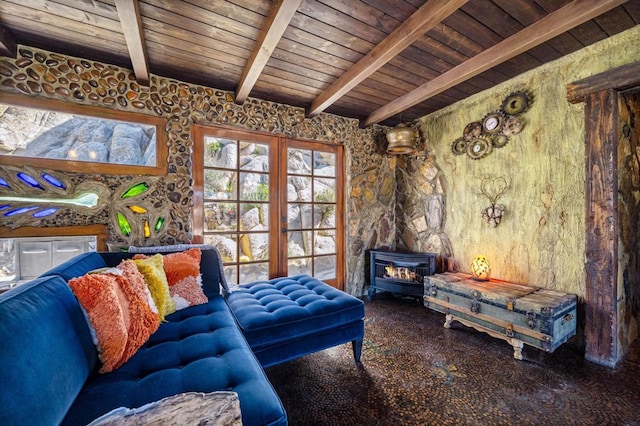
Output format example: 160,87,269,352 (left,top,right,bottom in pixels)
583,88,619,367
